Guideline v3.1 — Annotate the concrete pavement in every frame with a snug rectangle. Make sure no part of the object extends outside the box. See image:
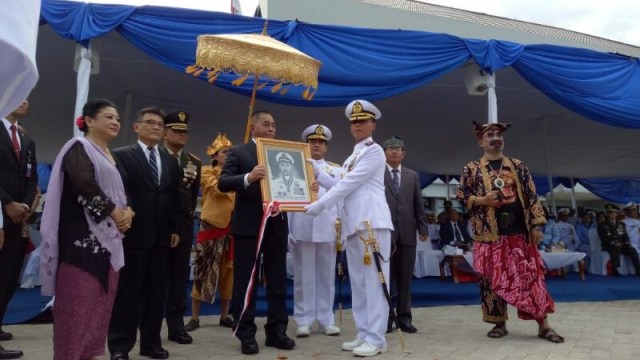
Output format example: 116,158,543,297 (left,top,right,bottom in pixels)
4,300,640,359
